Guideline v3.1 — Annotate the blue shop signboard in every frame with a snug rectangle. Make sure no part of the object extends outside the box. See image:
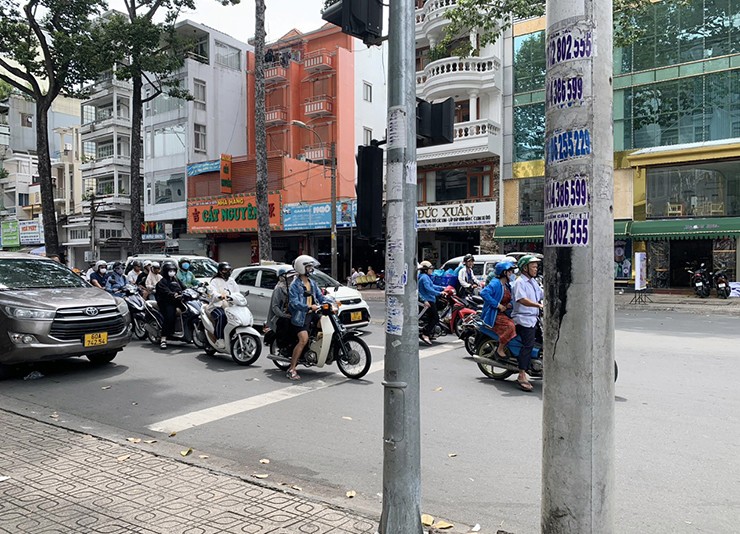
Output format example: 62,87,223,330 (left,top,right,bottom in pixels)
283,200,356,231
